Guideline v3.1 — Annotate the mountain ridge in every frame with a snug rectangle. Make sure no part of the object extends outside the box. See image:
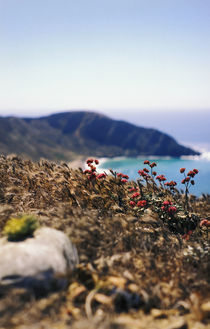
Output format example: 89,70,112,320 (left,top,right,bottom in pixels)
0,111,199,161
